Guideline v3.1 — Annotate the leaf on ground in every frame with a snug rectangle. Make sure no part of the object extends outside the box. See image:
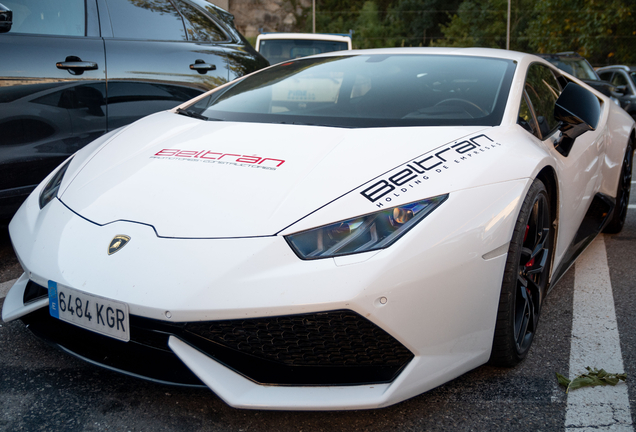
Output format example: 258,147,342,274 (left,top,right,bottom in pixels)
556,373,571,387
556,367,627,393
